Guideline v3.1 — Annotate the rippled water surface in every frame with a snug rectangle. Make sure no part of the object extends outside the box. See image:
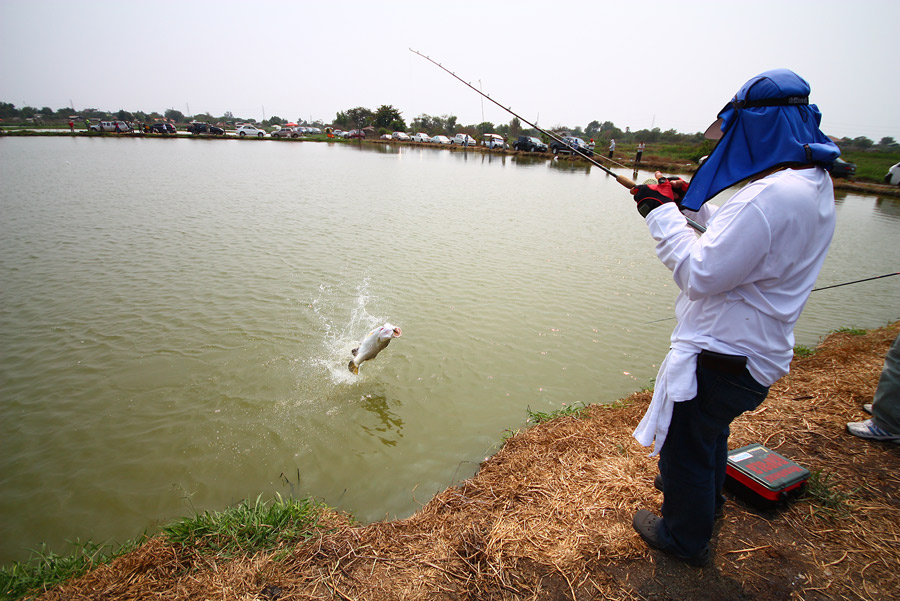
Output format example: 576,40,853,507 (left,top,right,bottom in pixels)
1,137,898,563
